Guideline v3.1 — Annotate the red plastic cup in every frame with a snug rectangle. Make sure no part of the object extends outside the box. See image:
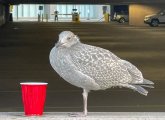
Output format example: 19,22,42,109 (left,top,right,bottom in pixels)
20,82,48,116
